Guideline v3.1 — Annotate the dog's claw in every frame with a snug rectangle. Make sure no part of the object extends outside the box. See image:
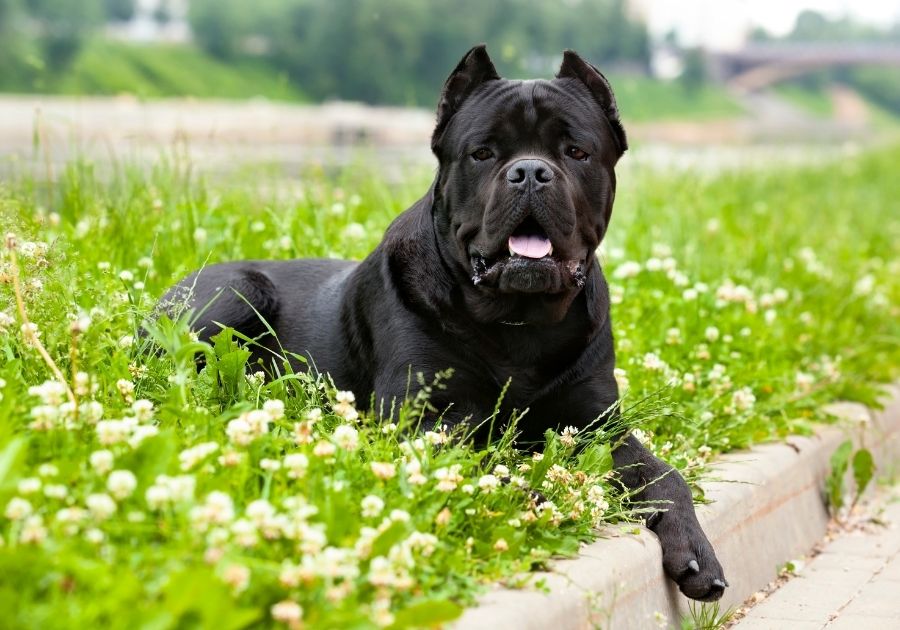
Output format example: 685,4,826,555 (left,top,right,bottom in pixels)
687,560,700,574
